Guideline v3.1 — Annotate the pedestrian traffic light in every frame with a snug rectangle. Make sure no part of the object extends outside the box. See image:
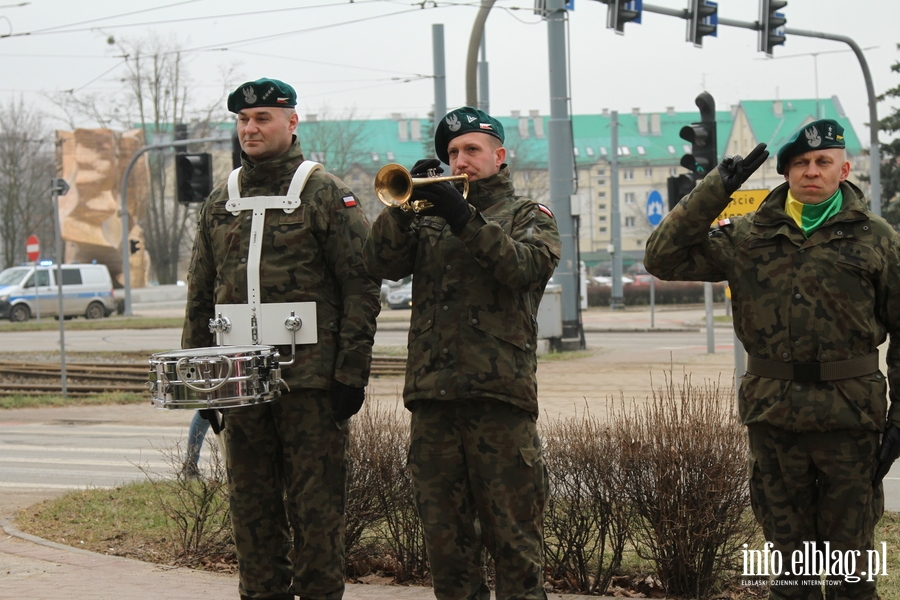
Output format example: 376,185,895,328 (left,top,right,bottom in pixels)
759,0,787,57
679,92,717,180
687,0,717,48
129,239,141,255
667,174,695,211
605,0,642,35
175,152,213,204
